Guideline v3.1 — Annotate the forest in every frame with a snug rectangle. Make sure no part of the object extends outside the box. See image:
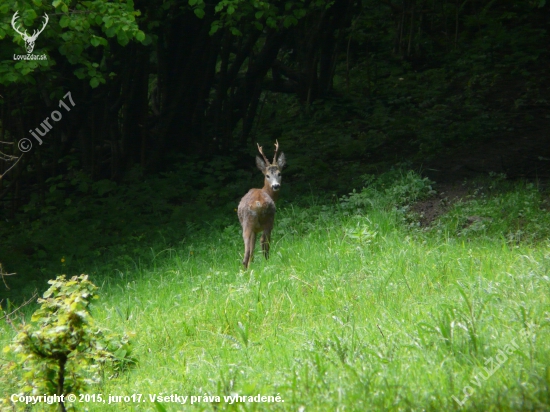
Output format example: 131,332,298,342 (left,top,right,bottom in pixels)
0,0,549,411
